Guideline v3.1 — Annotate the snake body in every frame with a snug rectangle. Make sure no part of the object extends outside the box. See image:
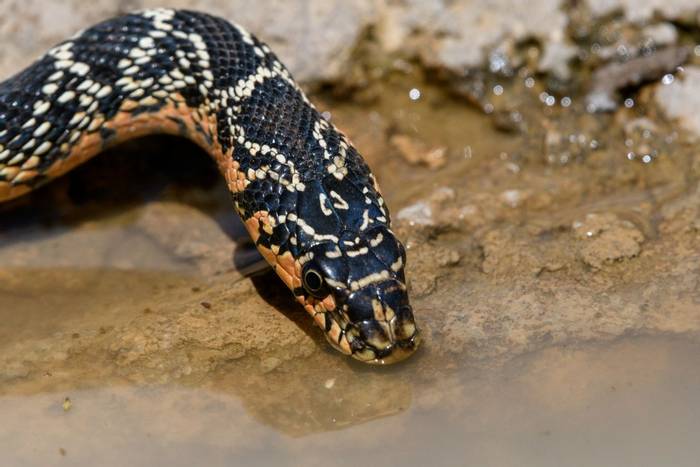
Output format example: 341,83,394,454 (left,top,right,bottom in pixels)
0,9,419,364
